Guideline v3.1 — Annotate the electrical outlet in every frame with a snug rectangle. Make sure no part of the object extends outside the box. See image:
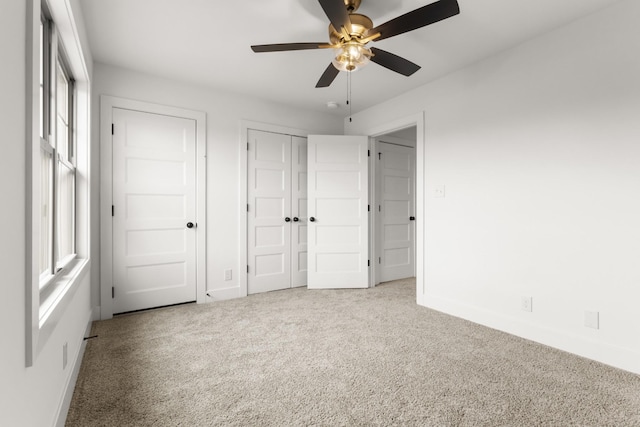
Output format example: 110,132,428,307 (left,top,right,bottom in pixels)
521,296,532,312
584,311,599,329
62,342,68,369
434,185,446,198
224,269,232,281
